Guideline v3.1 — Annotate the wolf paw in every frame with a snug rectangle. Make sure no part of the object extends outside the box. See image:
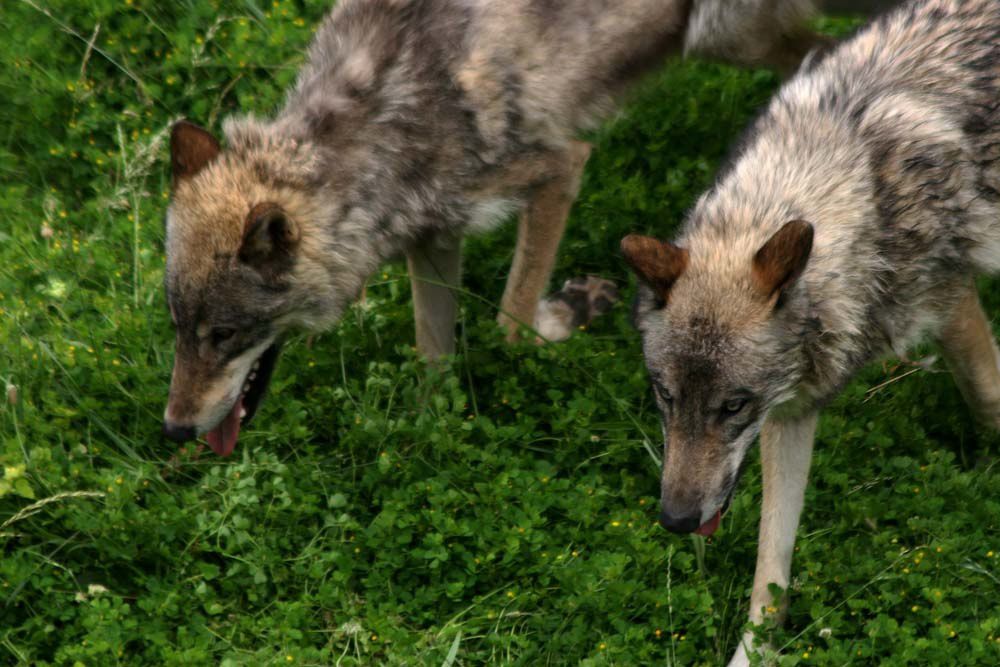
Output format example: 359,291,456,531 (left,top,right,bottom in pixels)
728,630,779,667
533,276,619,342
